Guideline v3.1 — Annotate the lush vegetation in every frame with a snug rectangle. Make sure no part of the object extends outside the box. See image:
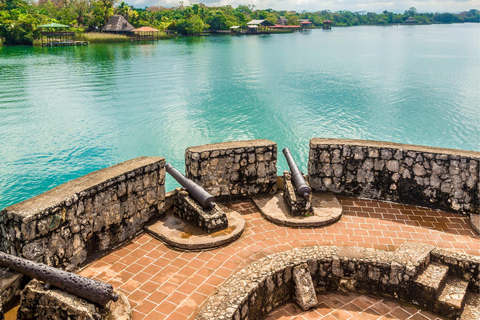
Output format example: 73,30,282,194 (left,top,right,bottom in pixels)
0,0,478,44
